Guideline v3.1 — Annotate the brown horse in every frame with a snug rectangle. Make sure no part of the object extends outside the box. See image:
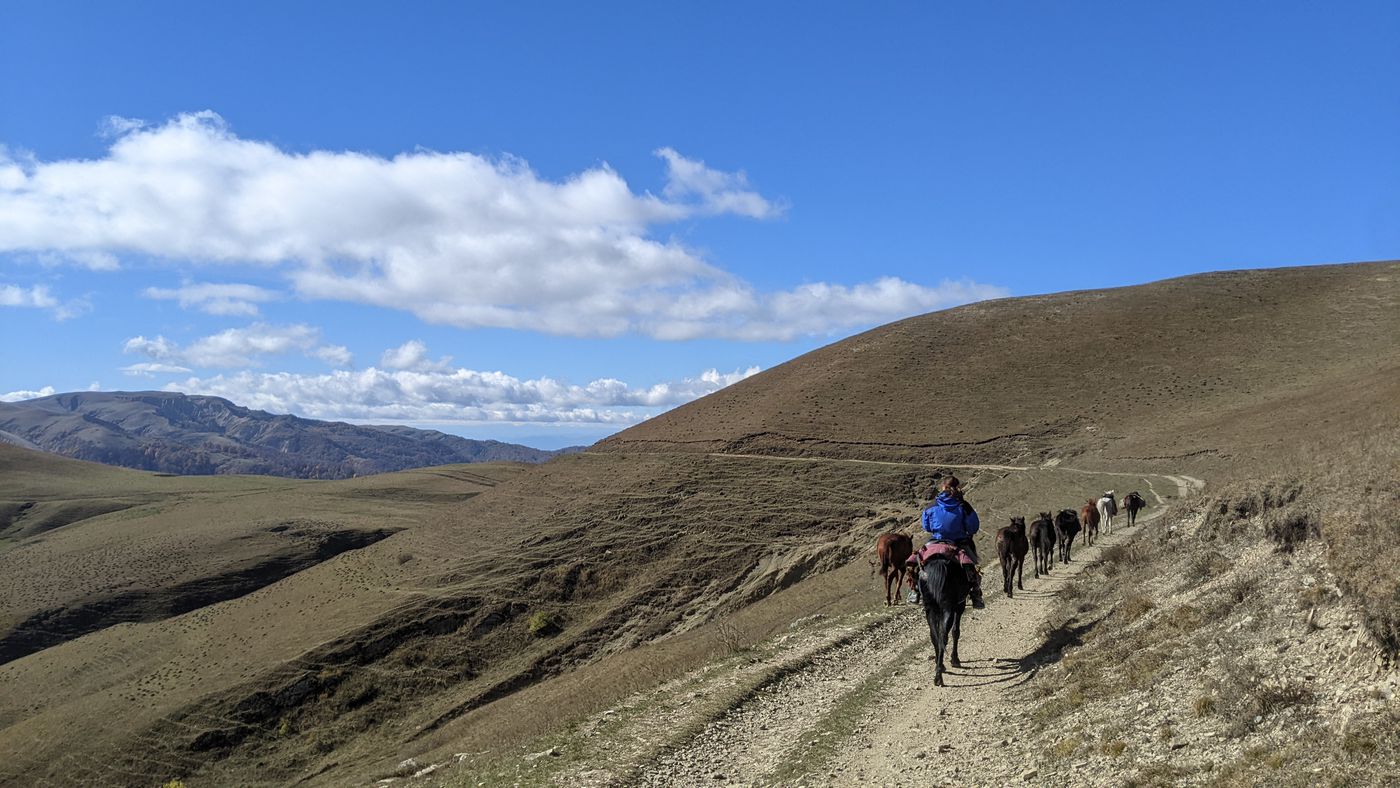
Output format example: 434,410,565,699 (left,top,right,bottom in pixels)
1123,491,1147,526
873,532,914,606
1029,512,1055,577
1080,500,1101,546
996,517,1029,597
